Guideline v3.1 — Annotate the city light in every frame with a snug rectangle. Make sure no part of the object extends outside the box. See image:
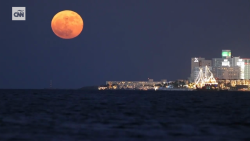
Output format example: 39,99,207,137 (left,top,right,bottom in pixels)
237,59,245,79
222,59,230,67
195,66,218,88
100,50,250,91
